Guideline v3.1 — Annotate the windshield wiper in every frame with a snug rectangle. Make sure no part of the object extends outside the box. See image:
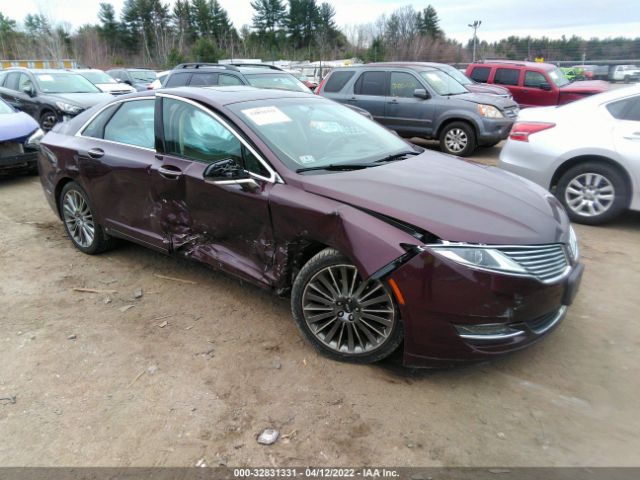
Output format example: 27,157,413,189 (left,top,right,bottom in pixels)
374,150,421,163
296,163,375,173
